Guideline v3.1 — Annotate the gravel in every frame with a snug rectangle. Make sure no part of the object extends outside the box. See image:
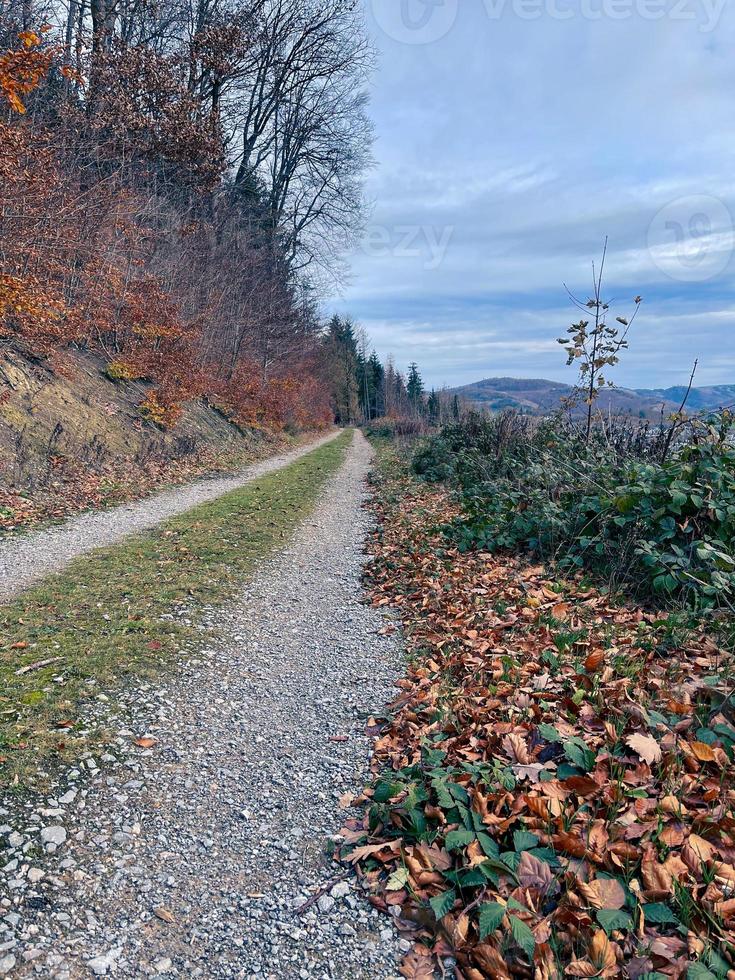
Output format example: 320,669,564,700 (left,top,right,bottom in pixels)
0,430,340,603
0,430,405,978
